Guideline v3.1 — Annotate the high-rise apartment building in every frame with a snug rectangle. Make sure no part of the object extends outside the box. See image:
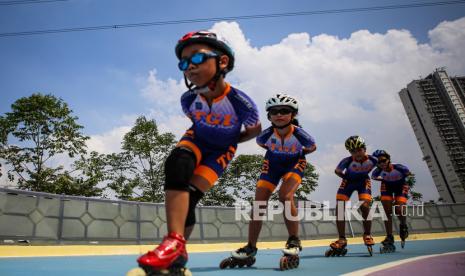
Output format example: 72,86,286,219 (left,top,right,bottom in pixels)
399,68,465,203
